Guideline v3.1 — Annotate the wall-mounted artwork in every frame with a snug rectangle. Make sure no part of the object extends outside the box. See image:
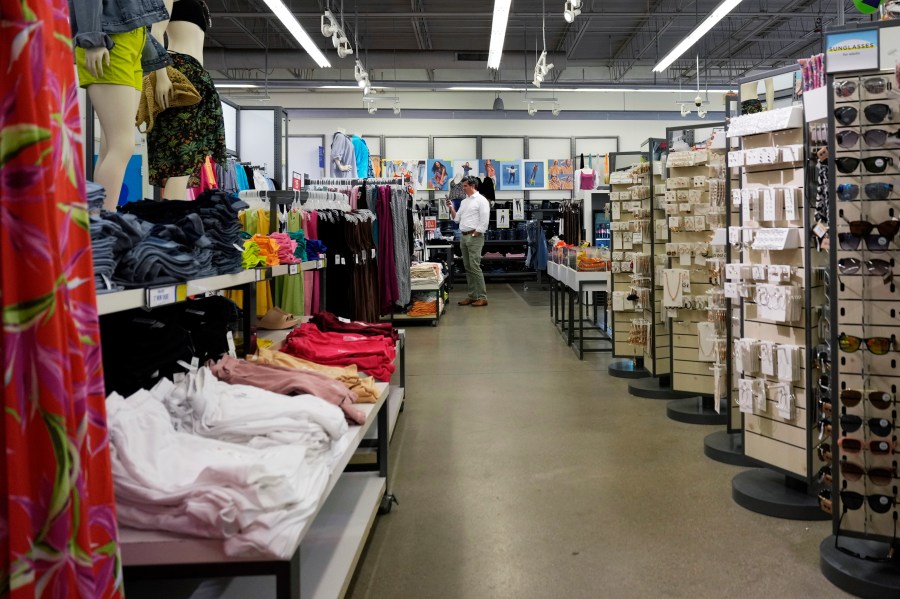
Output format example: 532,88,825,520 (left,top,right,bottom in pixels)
427,159,453,191
382,159,428,189
496,160,524,190
523,160,546,189
547,158,574,190
479,159,498,183
452,160,478,180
